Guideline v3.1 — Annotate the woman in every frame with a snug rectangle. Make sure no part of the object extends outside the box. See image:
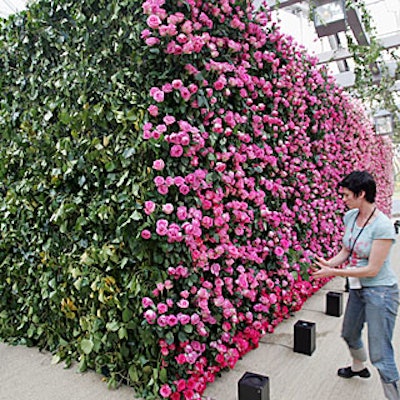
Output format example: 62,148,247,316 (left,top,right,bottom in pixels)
313,170,399,400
